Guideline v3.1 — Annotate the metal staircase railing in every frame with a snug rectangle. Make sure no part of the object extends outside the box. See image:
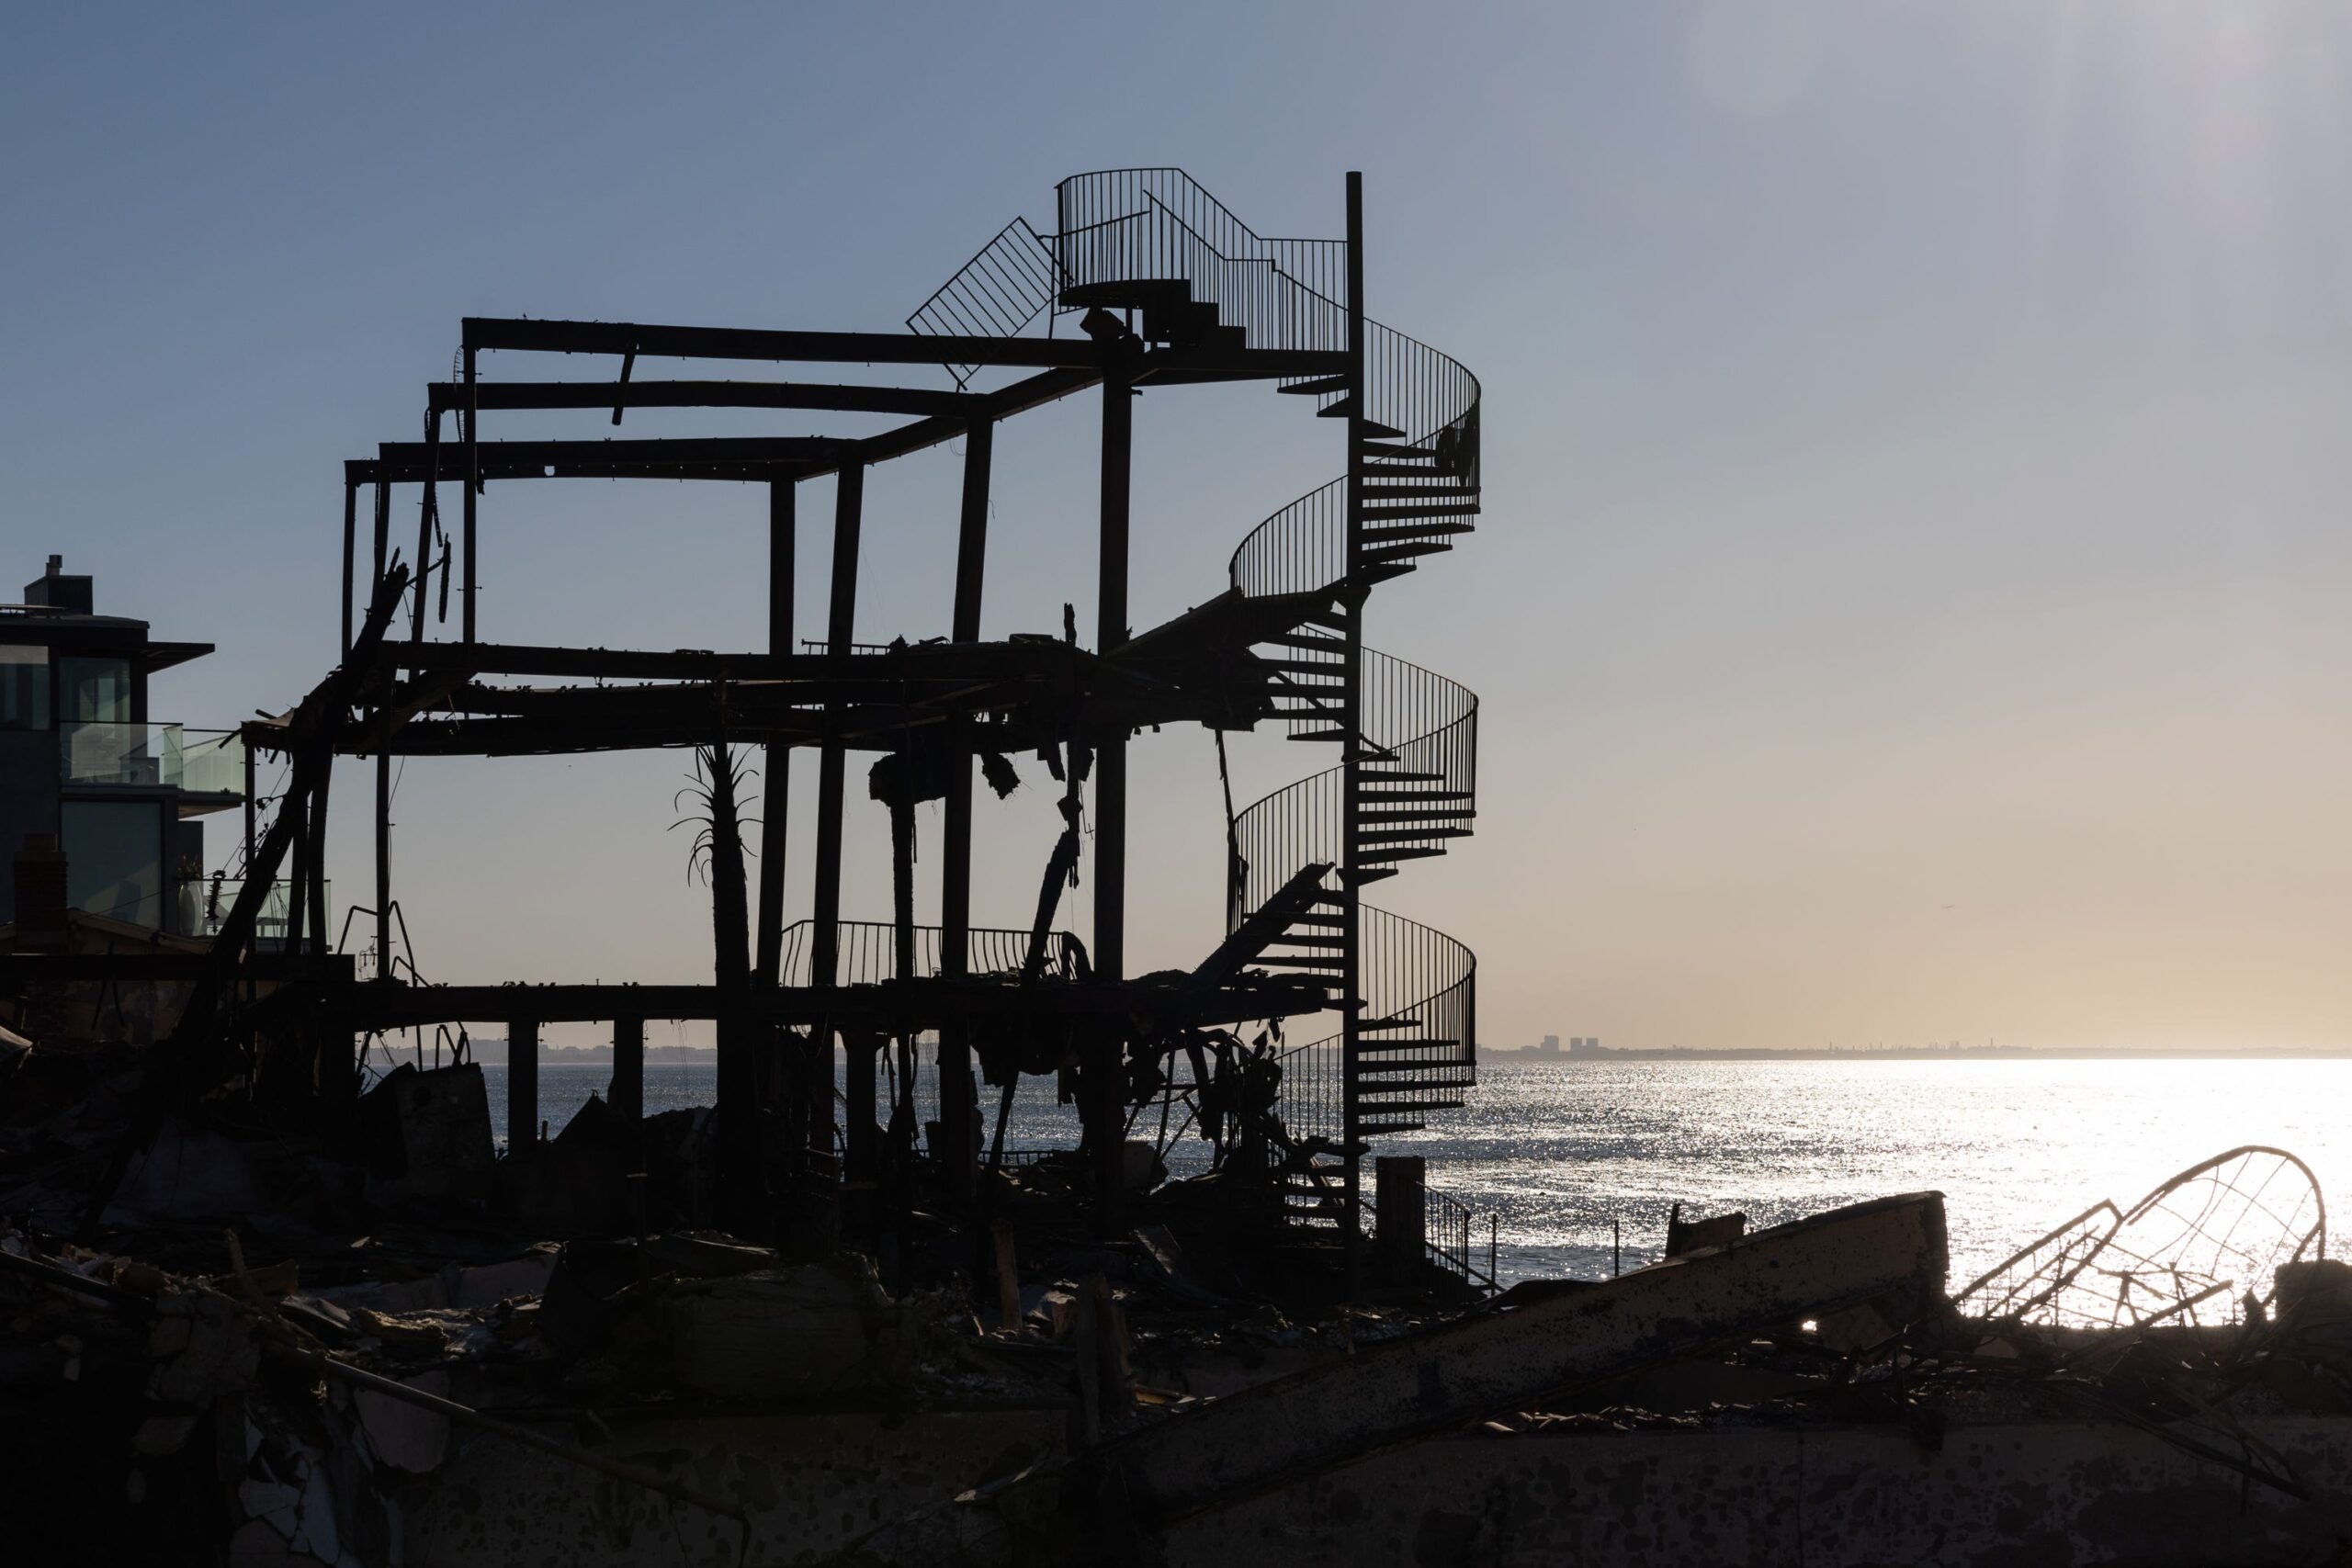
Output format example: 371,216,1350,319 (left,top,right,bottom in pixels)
775,918,1089,987
1056,169,1351,334
903,169,1483,1235
906,218,1060,389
